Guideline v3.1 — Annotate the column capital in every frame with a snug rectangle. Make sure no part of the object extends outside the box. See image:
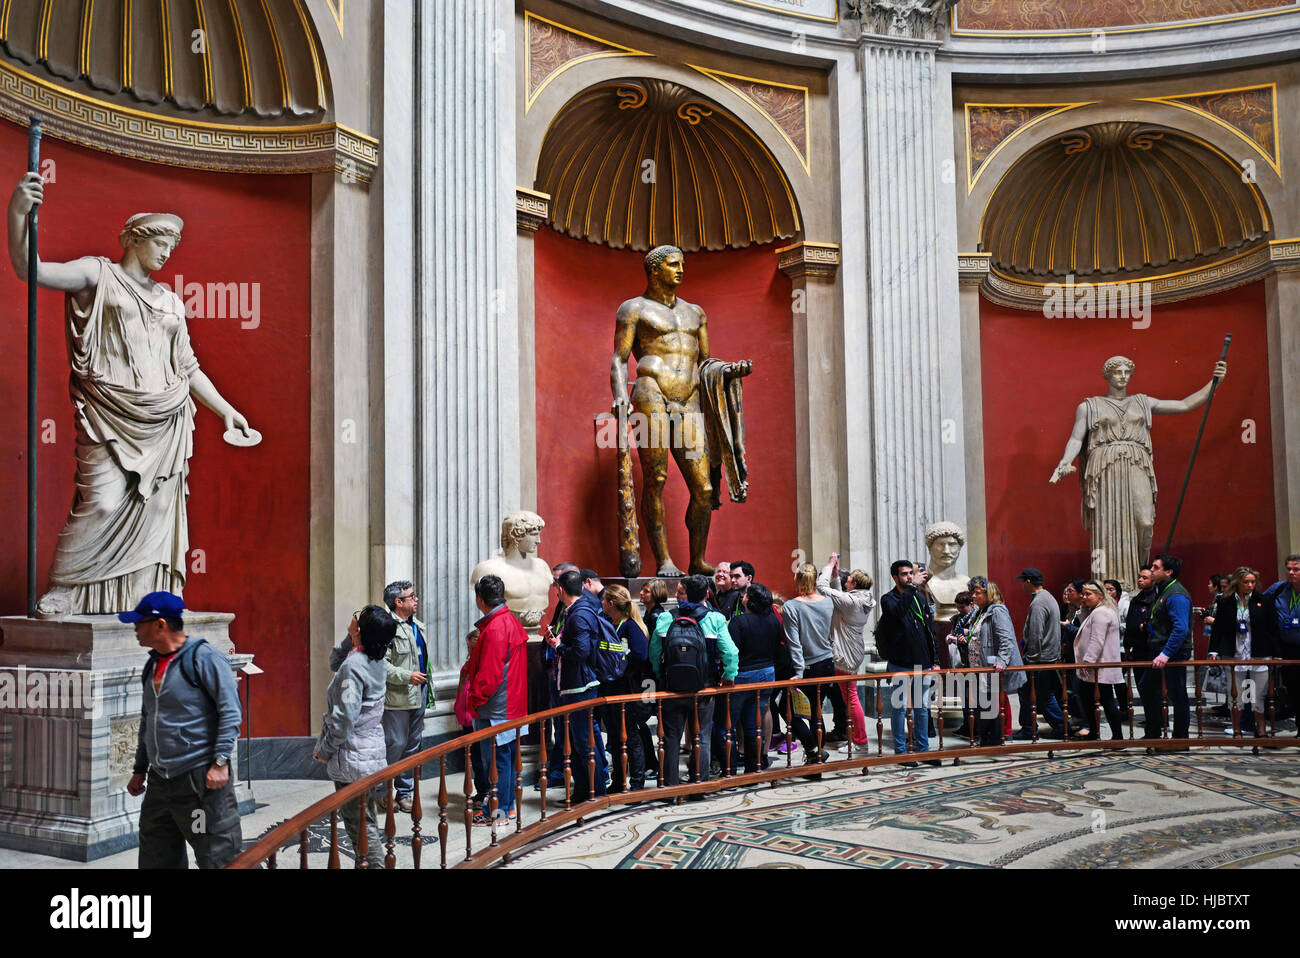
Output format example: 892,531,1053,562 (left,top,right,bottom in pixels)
516,187,551,234
777,241,841,280
848,0,956,42
957,252,991,285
